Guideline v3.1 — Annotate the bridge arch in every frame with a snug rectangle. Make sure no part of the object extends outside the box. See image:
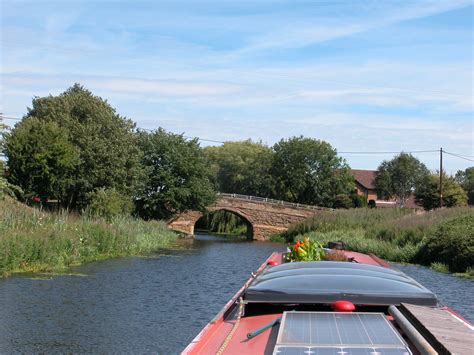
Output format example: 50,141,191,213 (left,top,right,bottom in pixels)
195,208,254,240
168,194,327,241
